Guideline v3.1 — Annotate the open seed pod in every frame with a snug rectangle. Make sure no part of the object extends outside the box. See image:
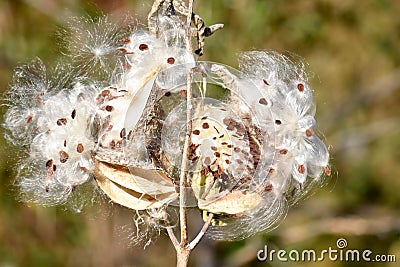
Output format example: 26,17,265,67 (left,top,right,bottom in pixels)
91,78,180,210
149,62,289,239
90,19,195,210
151,58,330,240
